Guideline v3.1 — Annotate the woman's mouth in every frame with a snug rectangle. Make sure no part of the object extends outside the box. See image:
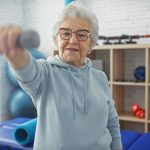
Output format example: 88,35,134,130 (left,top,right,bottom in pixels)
66,48,79,52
